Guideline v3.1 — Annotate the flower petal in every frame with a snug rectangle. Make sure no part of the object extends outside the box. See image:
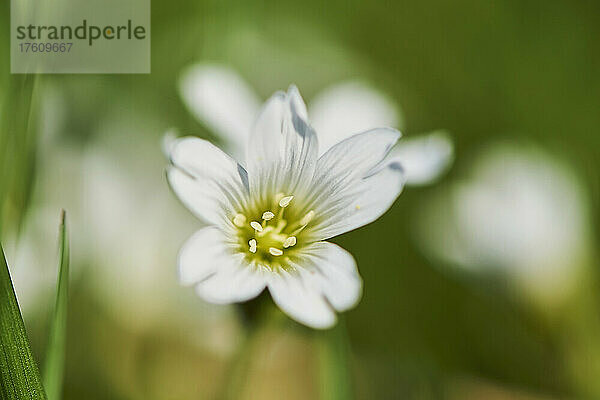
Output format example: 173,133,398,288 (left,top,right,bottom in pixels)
308,82,401,156
306,129,404,239
245,90,286,168
268,269,336,329
195,262,267,304
179,64,261,159
313,162,404,240
246,86,319,200
167,137,249,225
301,242,362,311
179,227,267,303
389,131,454,186
178,227,228,285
